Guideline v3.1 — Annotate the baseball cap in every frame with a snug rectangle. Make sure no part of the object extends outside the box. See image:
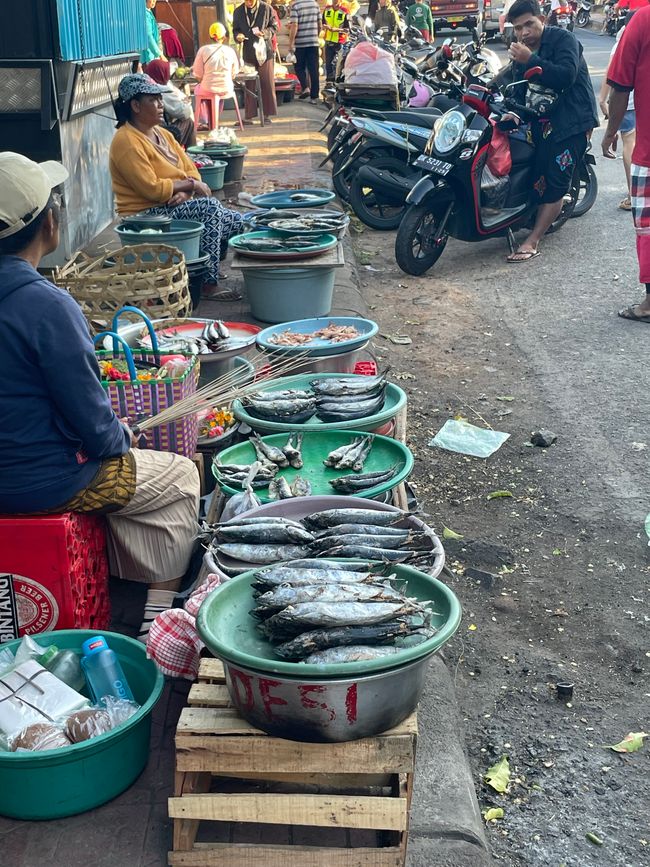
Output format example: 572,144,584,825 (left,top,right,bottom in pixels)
118,73,171,102
0,153,68,241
